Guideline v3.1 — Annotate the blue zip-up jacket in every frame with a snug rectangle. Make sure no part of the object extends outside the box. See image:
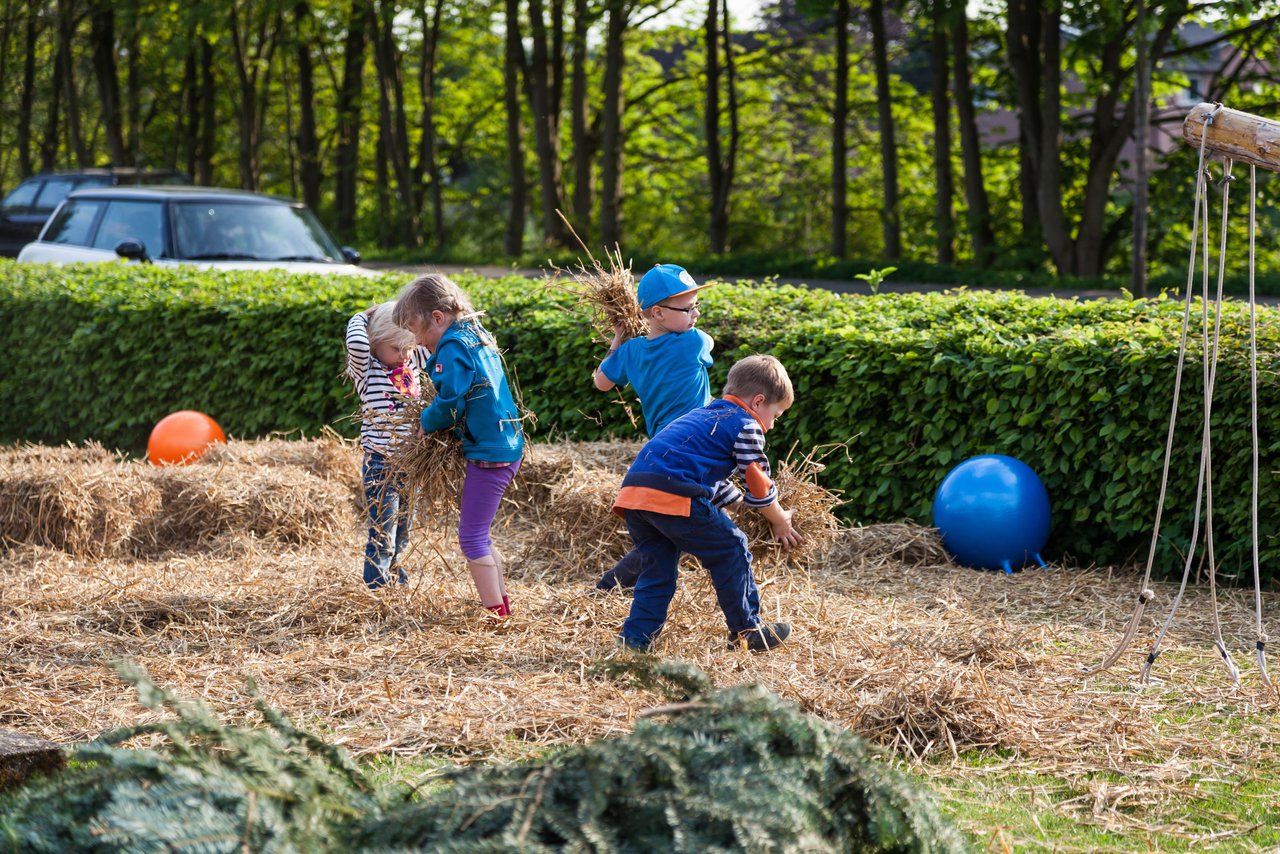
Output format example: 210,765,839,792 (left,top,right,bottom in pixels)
420,319,524,463
614,397,777,517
